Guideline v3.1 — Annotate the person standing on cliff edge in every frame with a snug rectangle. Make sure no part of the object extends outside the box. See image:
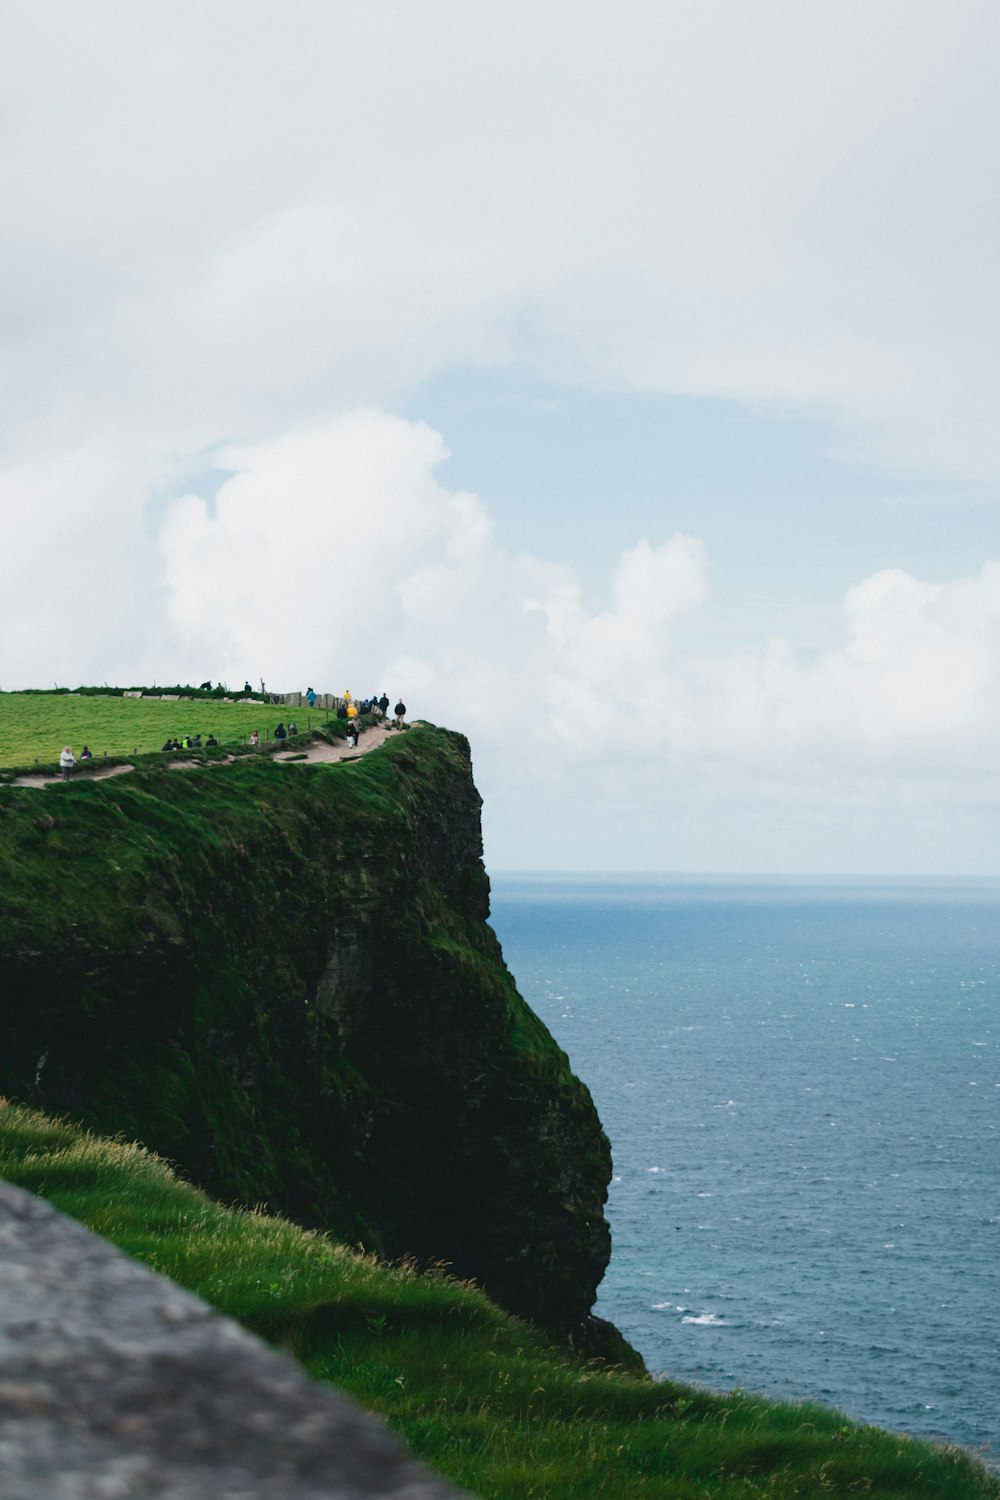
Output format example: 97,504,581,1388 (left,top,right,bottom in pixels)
393,700,406,730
